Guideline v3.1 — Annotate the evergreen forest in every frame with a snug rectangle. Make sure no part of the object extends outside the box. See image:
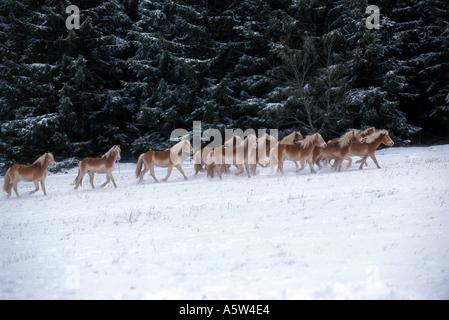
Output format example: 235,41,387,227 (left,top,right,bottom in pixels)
1,0,448,170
